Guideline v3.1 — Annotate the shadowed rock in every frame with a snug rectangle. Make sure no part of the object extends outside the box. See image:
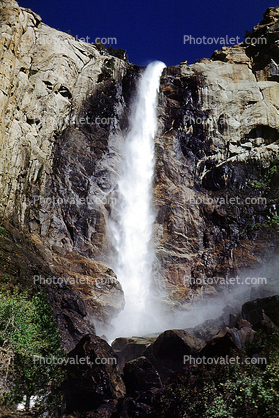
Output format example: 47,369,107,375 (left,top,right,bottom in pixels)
123,356,162,396
112,336,156,372
144,329,204,383
201,325,255,358
64,334,125,414
242,295,279,327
